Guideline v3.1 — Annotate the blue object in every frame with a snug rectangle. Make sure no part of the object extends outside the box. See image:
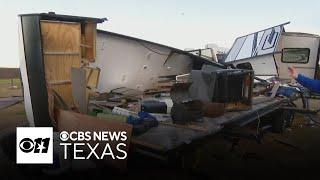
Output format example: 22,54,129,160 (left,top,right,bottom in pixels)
276,86,298,97
127,116,142,125
127,111,158,135
138,111,157,121
296,74,320,94
127,111,157,125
